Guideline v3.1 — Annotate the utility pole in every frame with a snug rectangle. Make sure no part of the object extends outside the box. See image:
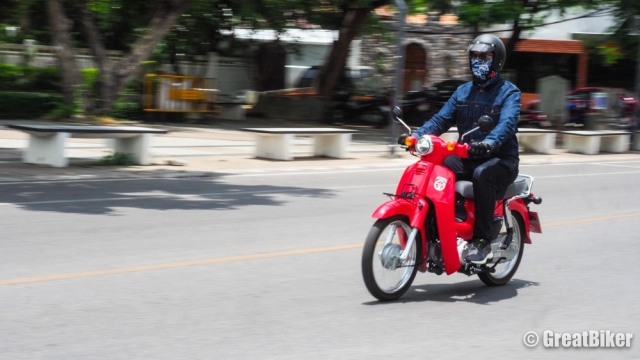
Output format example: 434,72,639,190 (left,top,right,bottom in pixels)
634,15,640,132
390,0,407,156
